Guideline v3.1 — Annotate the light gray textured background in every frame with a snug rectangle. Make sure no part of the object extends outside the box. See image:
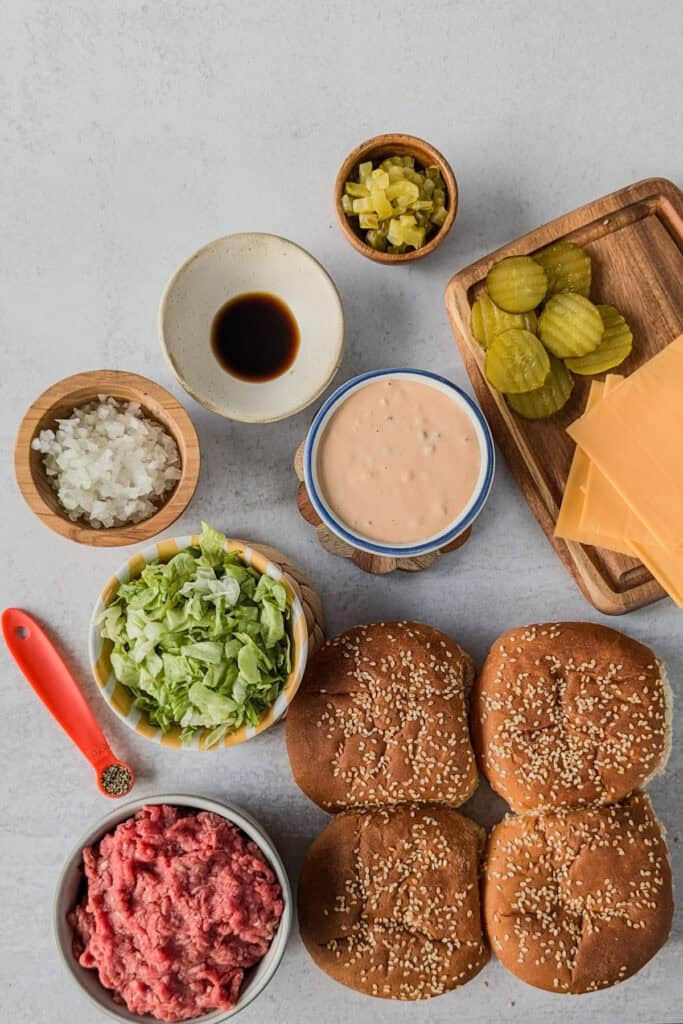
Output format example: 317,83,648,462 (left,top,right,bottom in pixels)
1,2,681,1022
